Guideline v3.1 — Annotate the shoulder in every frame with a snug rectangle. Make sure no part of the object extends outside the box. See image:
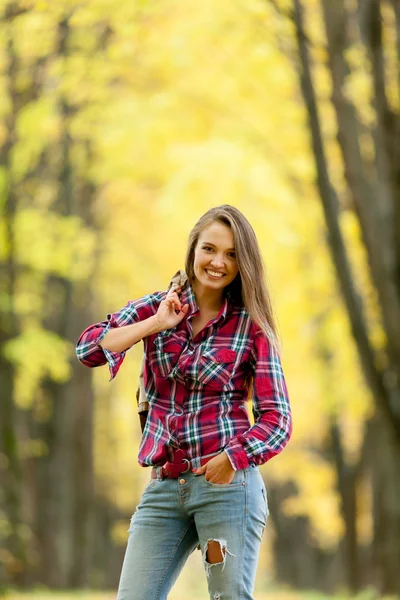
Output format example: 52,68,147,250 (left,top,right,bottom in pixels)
226,302,277,348
227,304,263,338
238,311,278,353
230,306,261,334
111,290,168,325
126,289,167,308
229,302,251,321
